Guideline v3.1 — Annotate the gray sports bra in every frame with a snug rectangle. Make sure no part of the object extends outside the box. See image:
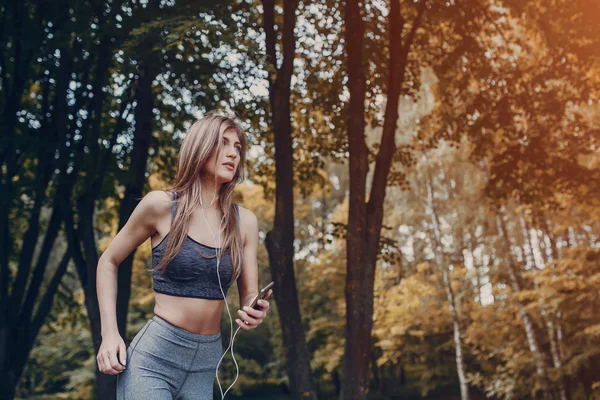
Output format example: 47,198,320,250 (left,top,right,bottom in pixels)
152,193,239,300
